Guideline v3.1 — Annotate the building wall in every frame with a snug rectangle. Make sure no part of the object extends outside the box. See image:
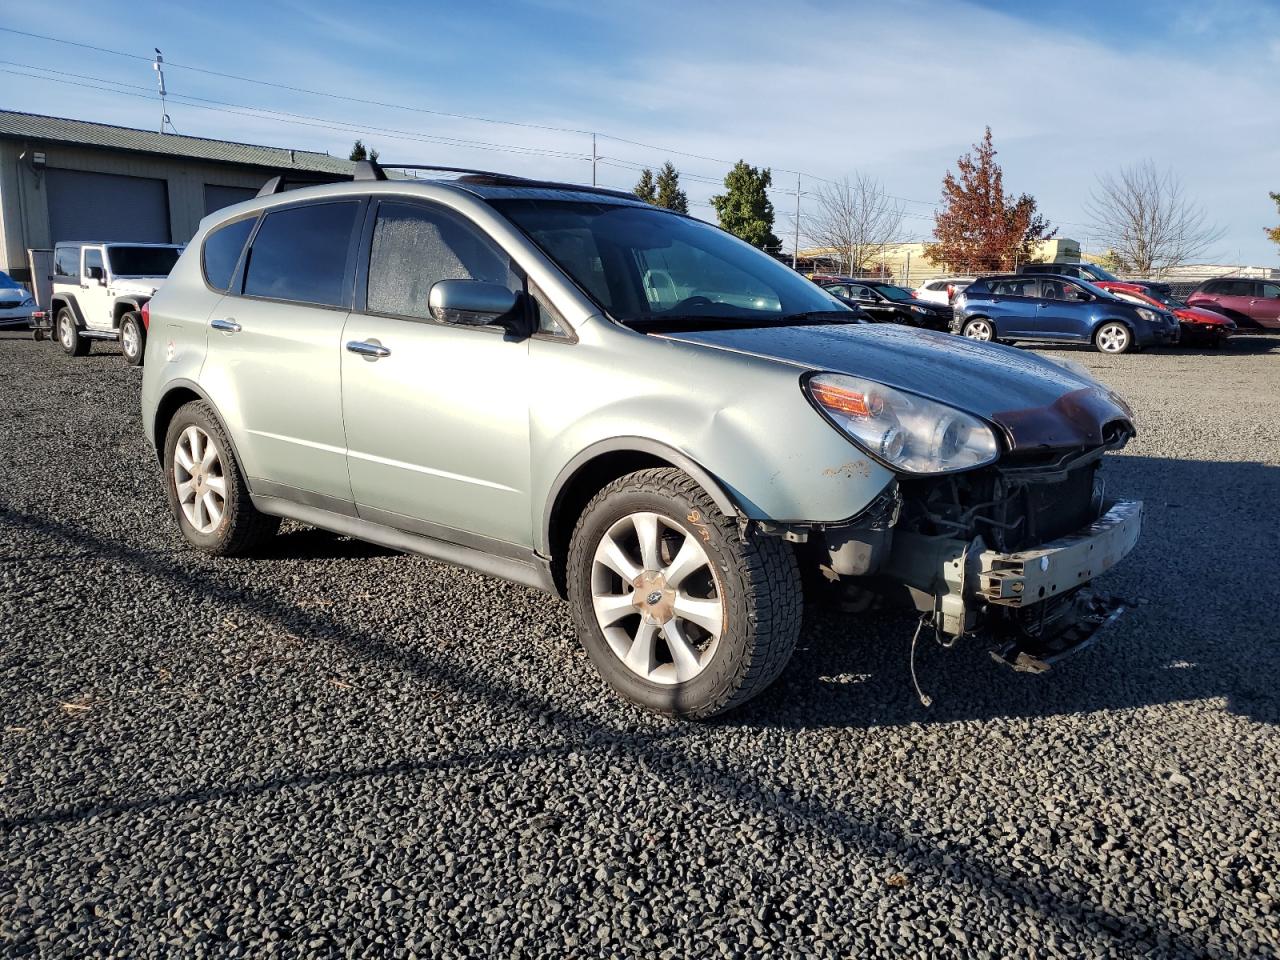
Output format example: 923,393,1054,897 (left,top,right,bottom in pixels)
0,142,275,279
